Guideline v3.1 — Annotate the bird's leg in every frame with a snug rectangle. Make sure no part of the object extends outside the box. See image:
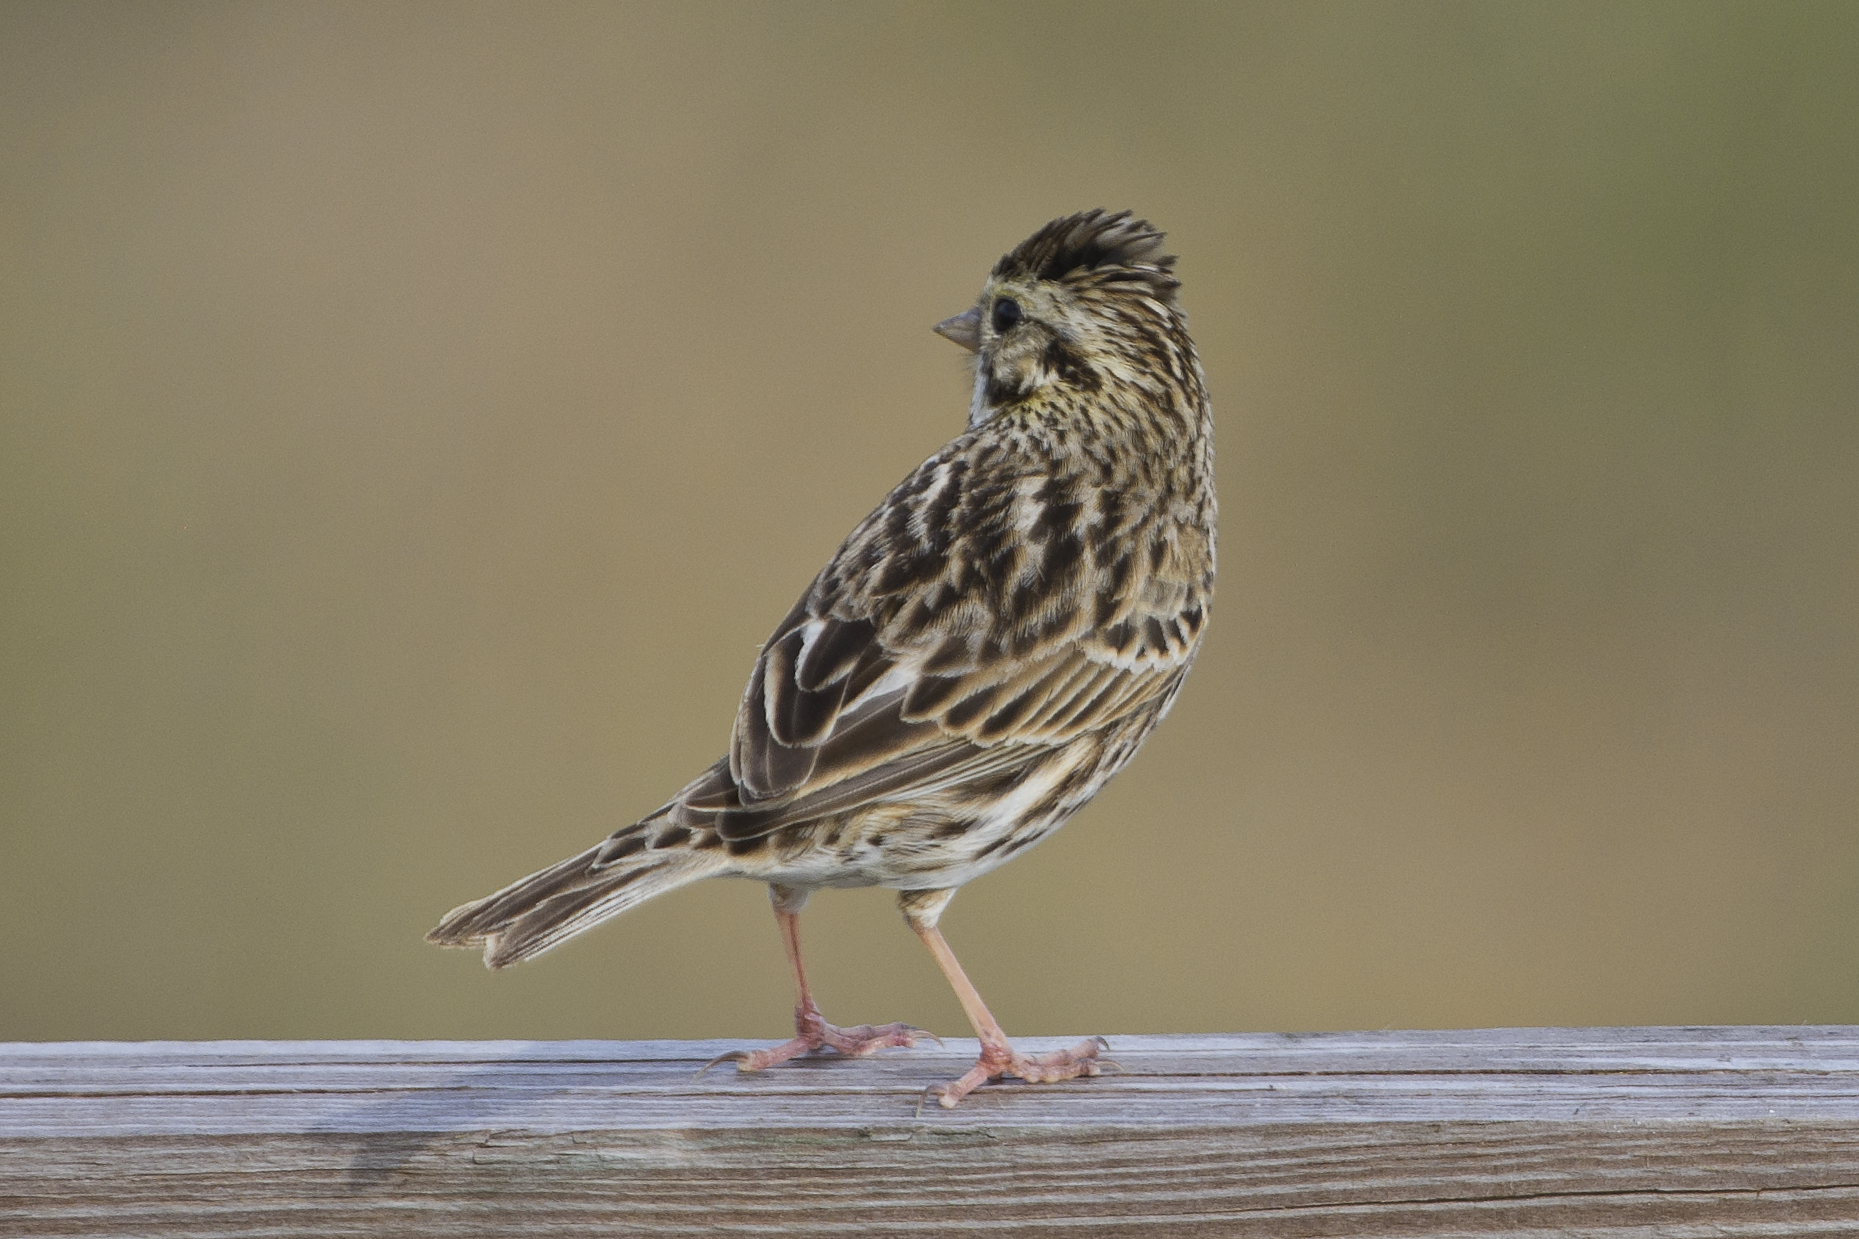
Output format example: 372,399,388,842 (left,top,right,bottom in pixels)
901,890,1105,1108
718,884,927,1073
